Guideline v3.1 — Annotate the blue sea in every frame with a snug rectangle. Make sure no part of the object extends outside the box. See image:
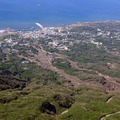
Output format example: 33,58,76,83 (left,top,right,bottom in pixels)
0,0,120,30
